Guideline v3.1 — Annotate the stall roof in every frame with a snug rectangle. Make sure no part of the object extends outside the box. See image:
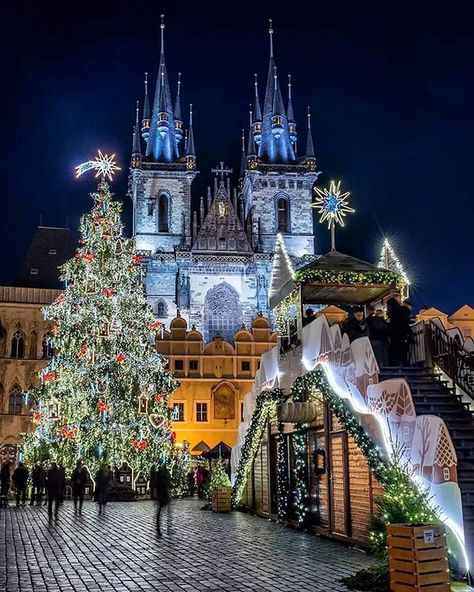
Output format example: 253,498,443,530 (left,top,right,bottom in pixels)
270,248,402,309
